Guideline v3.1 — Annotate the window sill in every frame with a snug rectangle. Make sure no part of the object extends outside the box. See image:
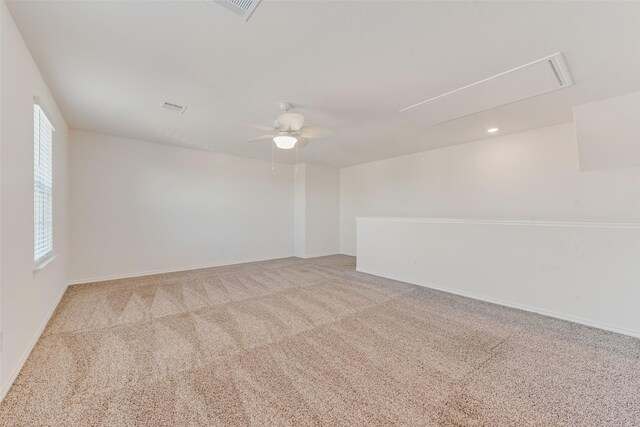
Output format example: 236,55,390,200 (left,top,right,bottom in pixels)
33,254,57,276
